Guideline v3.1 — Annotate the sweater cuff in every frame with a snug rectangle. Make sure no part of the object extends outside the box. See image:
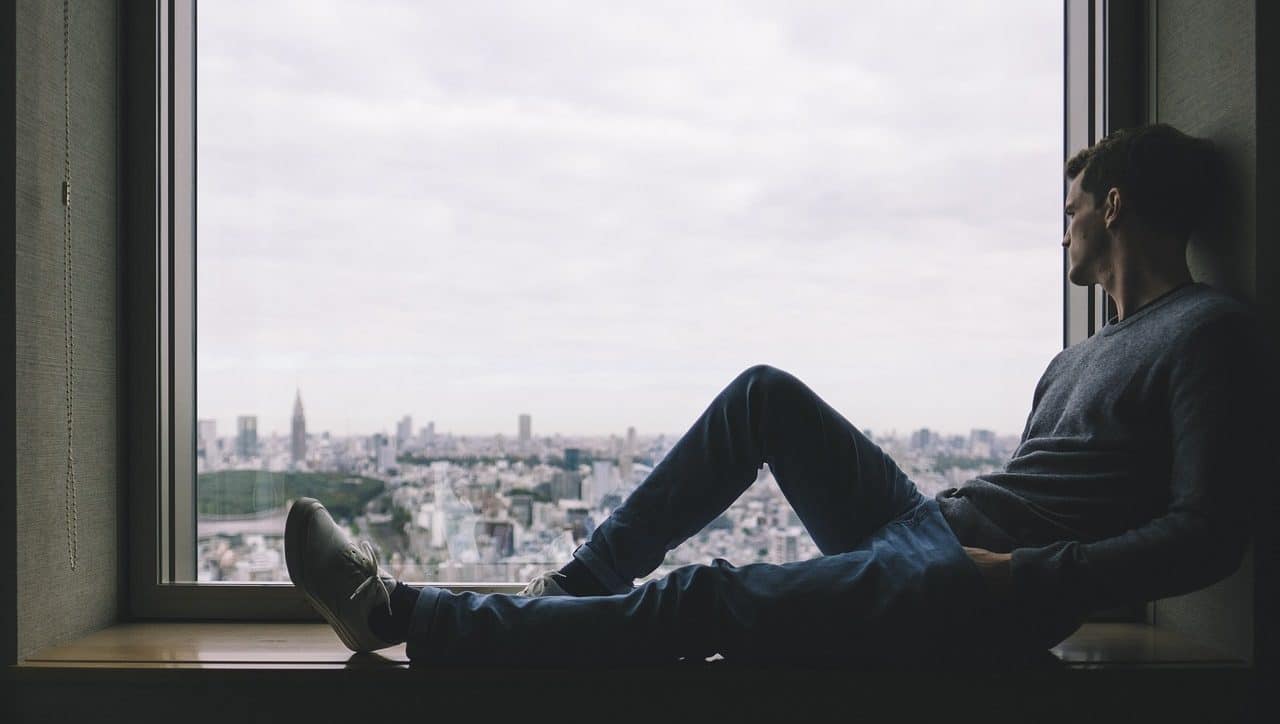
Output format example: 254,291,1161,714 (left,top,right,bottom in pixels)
1008,543,1089,648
